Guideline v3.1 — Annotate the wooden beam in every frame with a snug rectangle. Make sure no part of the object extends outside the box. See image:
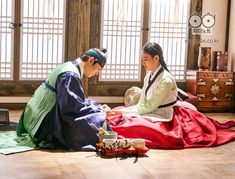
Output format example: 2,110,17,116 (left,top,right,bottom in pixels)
187,0,203,70
0,96,124,104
